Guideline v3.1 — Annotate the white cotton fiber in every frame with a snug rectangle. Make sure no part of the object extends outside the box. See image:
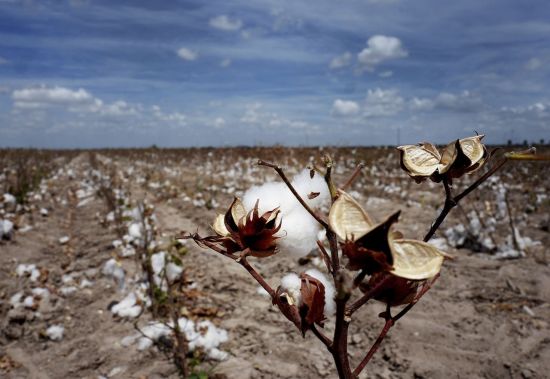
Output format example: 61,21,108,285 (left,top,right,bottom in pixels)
278,209,321,256
46,324,64,341
241,169,330,257
305,268,336,317
280,273,302,306
111,292,142,319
